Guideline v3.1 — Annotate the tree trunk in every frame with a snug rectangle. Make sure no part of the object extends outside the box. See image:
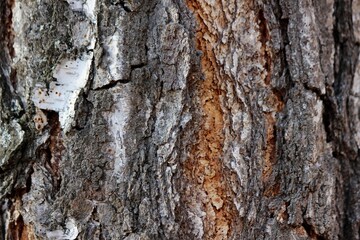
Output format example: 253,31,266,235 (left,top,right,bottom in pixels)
1,0,360,239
